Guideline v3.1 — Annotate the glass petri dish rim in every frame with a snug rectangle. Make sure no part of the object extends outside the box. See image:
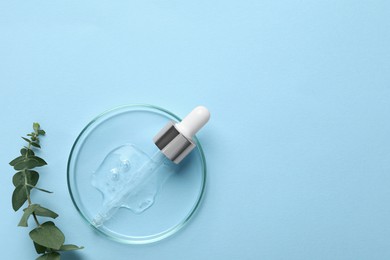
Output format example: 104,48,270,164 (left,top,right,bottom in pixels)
67,104,207,244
